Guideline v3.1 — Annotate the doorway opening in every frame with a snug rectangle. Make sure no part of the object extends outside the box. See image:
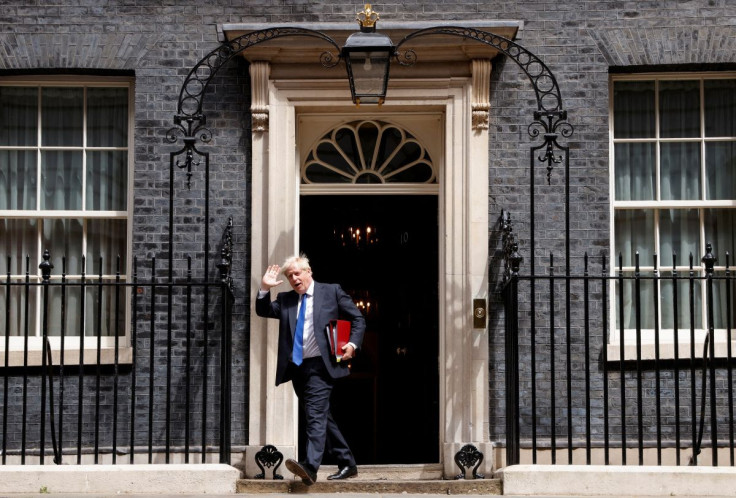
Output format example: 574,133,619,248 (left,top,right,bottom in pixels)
299,194,439,464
